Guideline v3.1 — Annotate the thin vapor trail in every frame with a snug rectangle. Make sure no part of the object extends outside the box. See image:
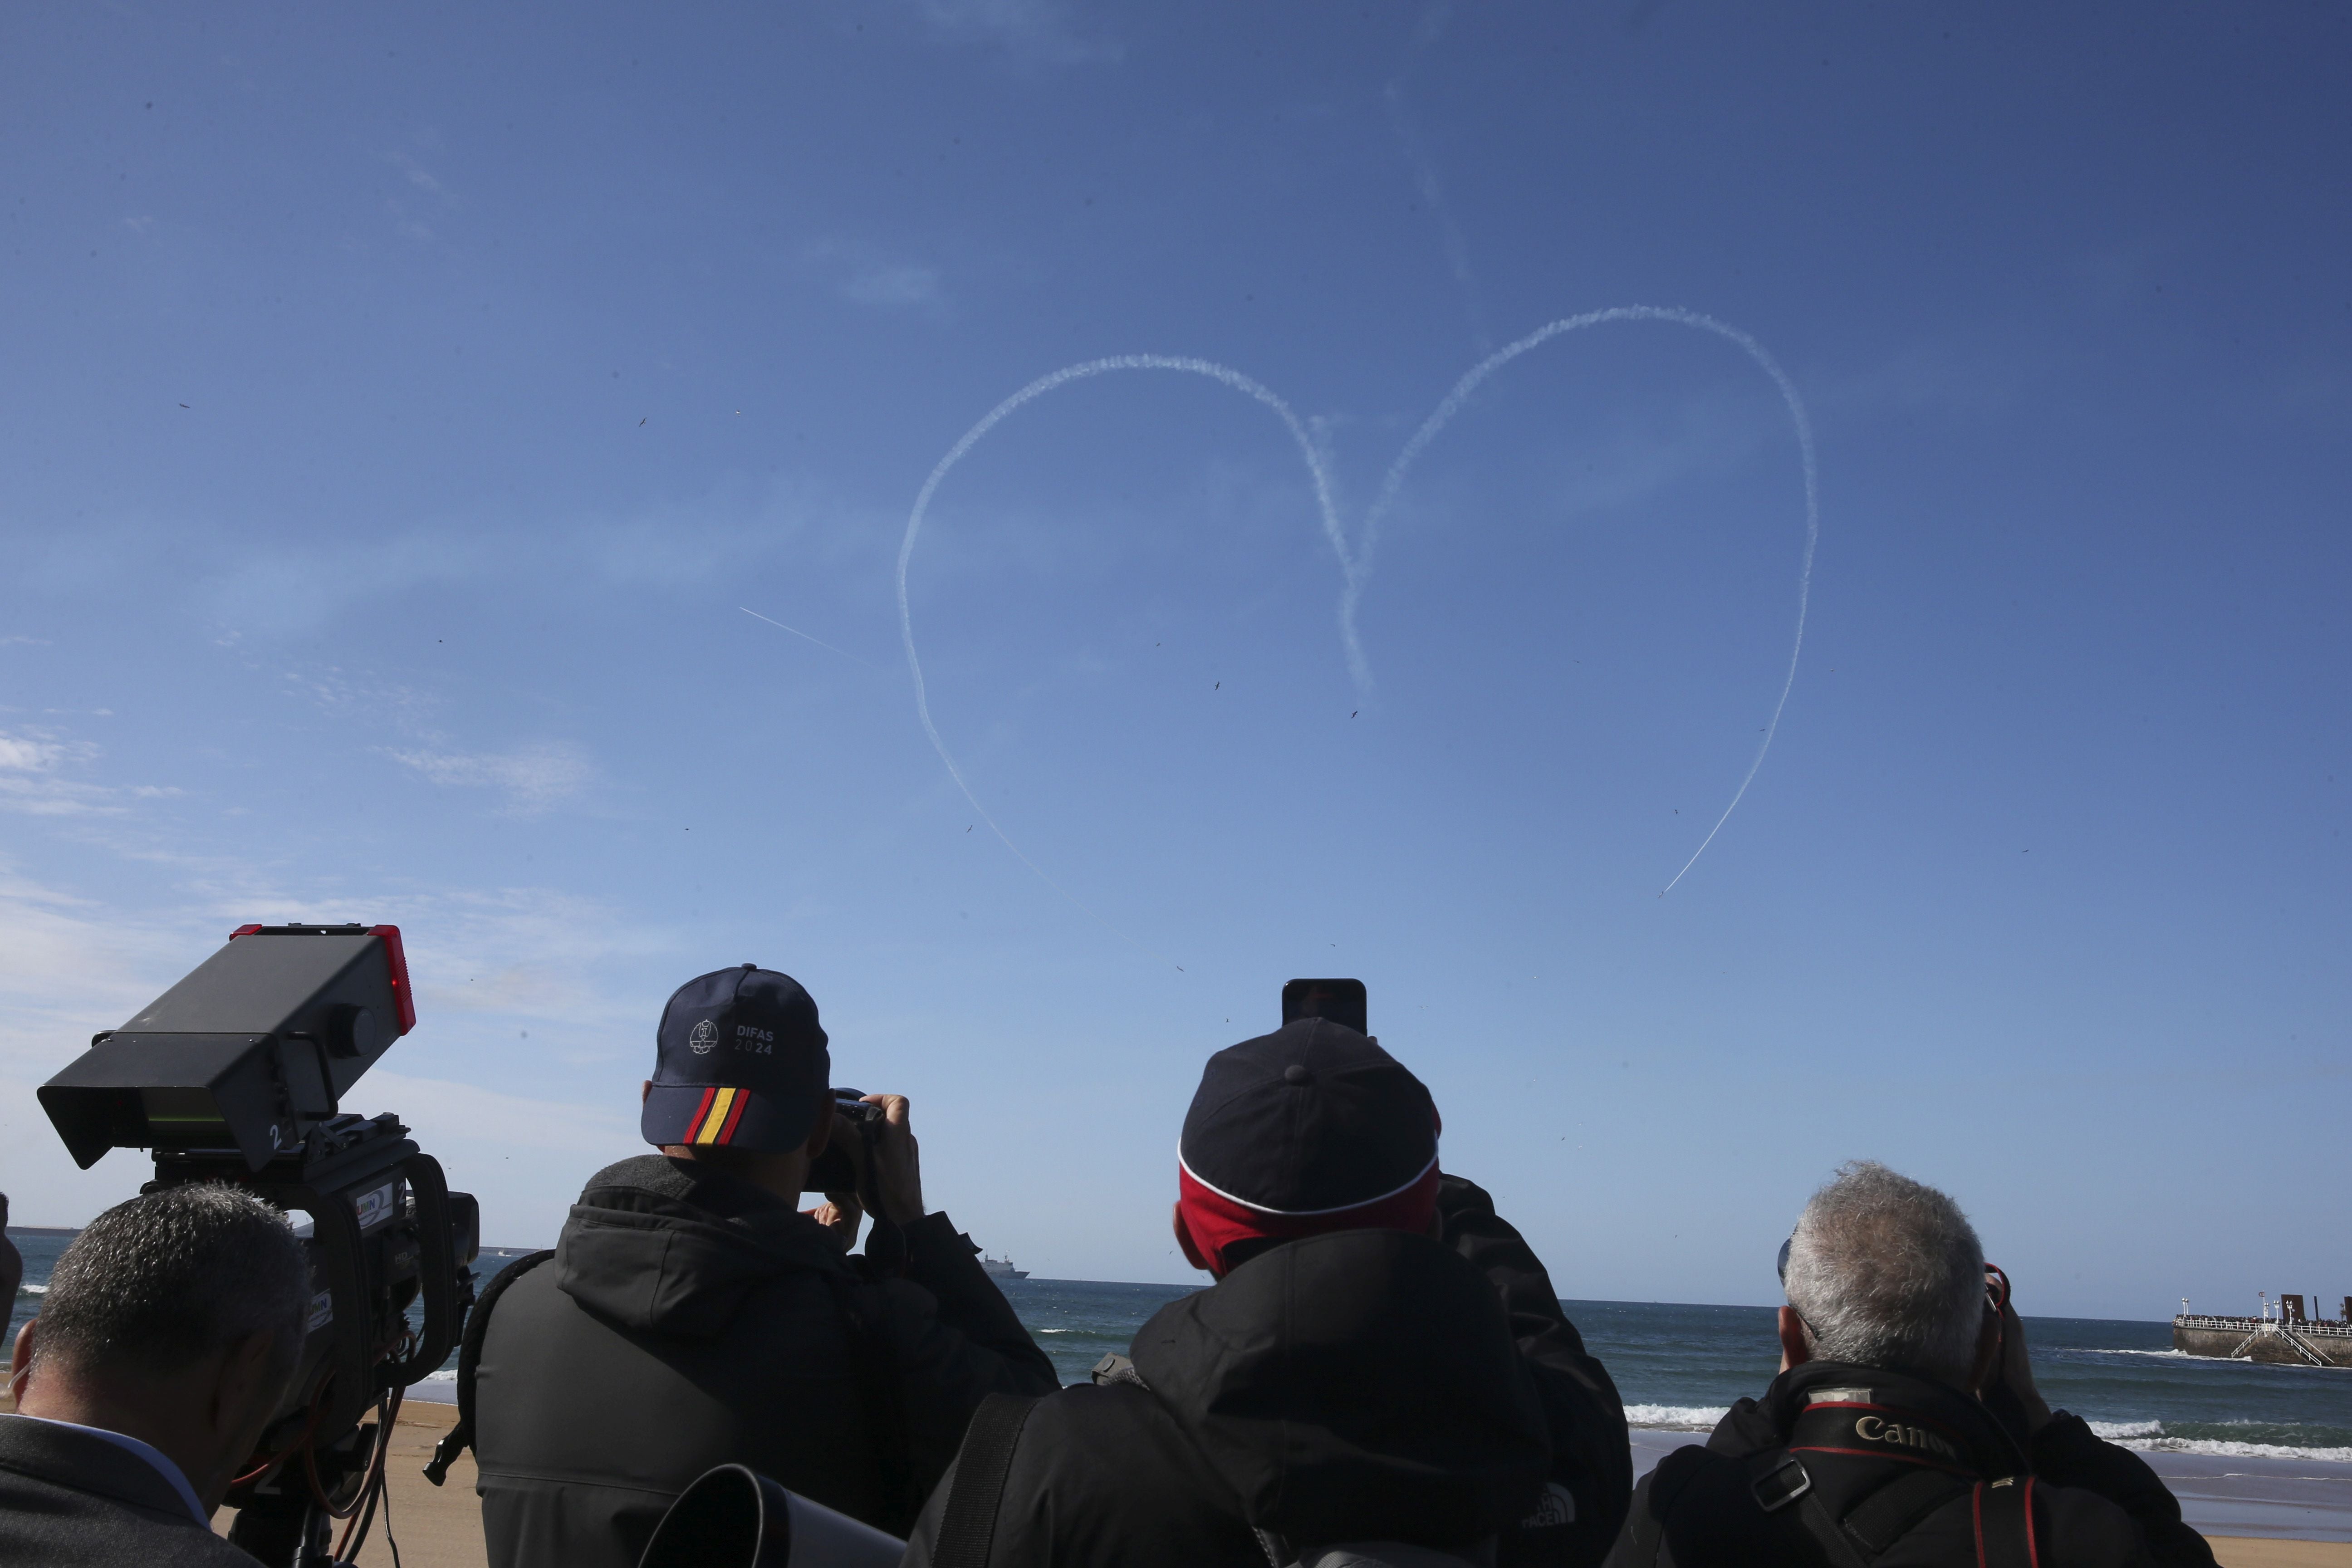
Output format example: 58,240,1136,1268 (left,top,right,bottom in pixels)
739,606,877,667
1384,79,1492,357
1351,306,1819,897
895,357,1347,965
